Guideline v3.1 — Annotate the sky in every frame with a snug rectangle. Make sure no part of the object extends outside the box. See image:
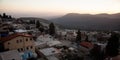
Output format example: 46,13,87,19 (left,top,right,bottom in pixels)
0,0,120,19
